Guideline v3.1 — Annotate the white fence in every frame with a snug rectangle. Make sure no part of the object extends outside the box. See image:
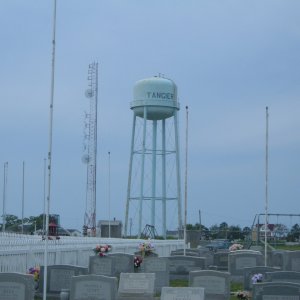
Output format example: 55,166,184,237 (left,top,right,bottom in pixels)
0,232,184,273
